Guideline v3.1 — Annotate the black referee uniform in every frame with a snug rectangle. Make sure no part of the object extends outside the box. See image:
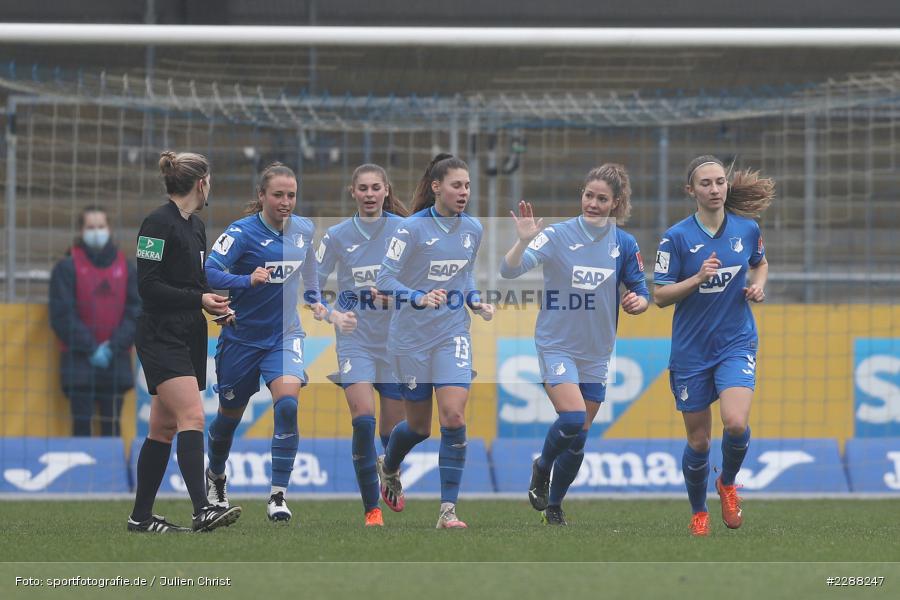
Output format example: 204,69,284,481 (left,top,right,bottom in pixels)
135,200,212,394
